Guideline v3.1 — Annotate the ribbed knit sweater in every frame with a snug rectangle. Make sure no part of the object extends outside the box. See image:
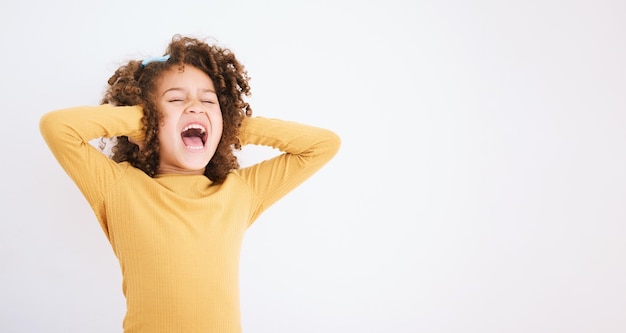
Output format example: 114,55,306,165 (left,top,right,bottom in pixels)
39,104,341,333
